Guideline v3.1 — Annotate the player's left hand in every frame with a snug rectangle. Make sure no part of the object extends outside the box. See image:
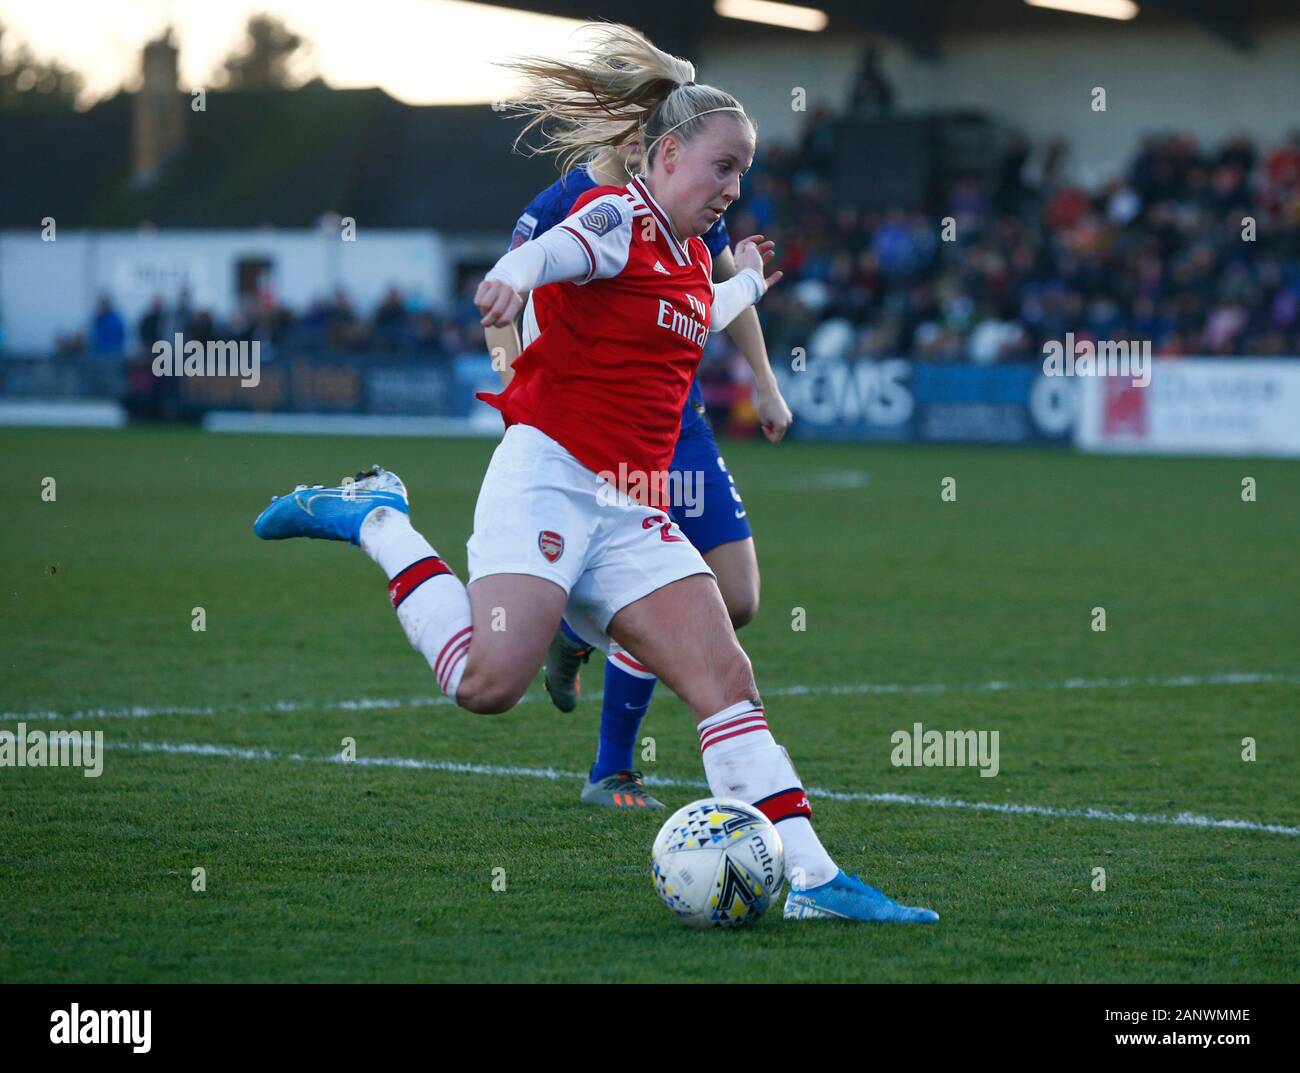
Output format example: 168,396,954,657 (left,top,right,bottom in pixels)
475,279,524,328
755,385,793,444
733,235,783,292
